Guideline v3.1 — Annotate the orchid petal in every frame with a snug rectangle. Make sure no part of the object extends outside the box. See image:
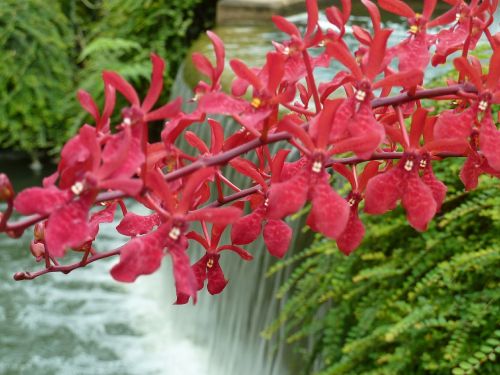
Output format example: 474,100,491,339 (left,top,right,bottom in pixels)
336,208,365,255
207,31,225,80
142,54,165,112
402,173,437,231
116,212,161,236
272,15,301,37
185,131,210,154
187,206,242,225
110,227,166,282
231,208,264,245
422,166,447,212
308,178,349,239
207,254,228,295
217,245,253,260
267,170,309,219
45,193,94,257
77,90,99,123
480,112,500,170
169,241,198,300
378,0,415,18
364,167,403,214
145,97,182,122
208,119,224,153
263,219,292,258
102,71,140,107
14,186,70,215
